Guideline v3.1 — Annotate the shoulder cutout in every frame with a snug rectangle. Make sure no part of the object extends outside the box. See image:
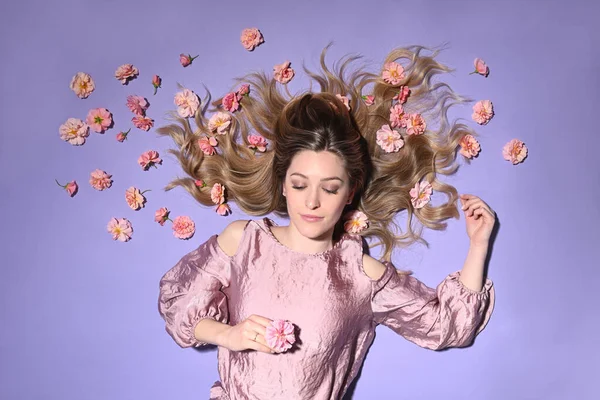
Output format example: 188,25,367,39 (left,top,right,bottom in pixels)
362,253,387,281
217,220,251,257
